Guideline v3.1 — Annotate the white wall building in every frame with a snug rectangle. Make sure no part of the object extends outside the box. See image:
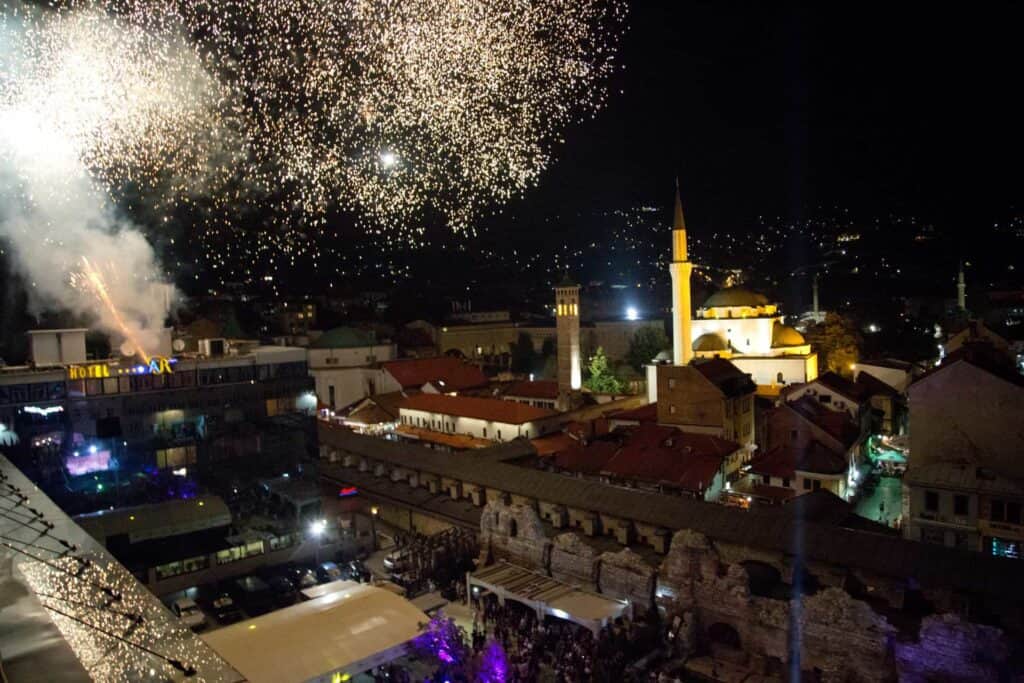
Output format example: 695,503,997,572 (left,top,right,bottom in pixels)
398,393,561,442
307,327,396,411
